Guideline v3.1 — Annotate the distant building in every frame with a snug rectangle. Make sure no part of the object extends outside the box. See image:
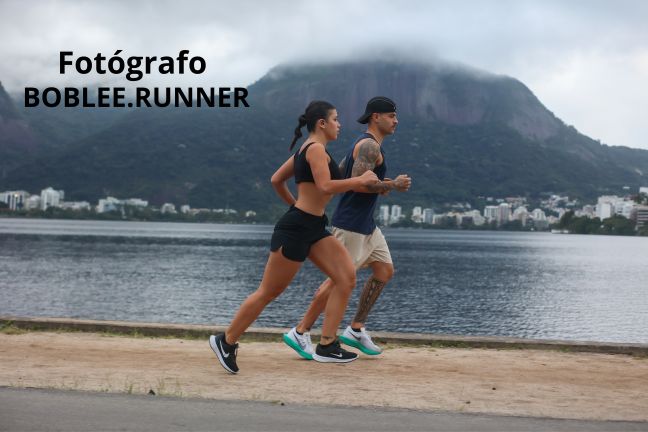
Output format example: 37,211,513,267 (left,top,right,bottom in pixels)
531,208,548,229
97,197,122,213
597,202,615,219
466,210,485,226
0,190,28,211
411,206,423,223
25,195,41,210
422,208,434,224
596,195,622,219
389,205,402,224
245,210,257,218
180,205,191,214
40,187,62,210
161,203,177,214
618,202,636,219
123,198,148,208
512,206,529,226
379,205,390,225
636,206,648,229
506,197,526,209
531,208,546,220
213,208,237,215
484,206,499,222
498,203,511,225
581,205,595,218
60,201,91,211
97,197,148,213
640,186,648,195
